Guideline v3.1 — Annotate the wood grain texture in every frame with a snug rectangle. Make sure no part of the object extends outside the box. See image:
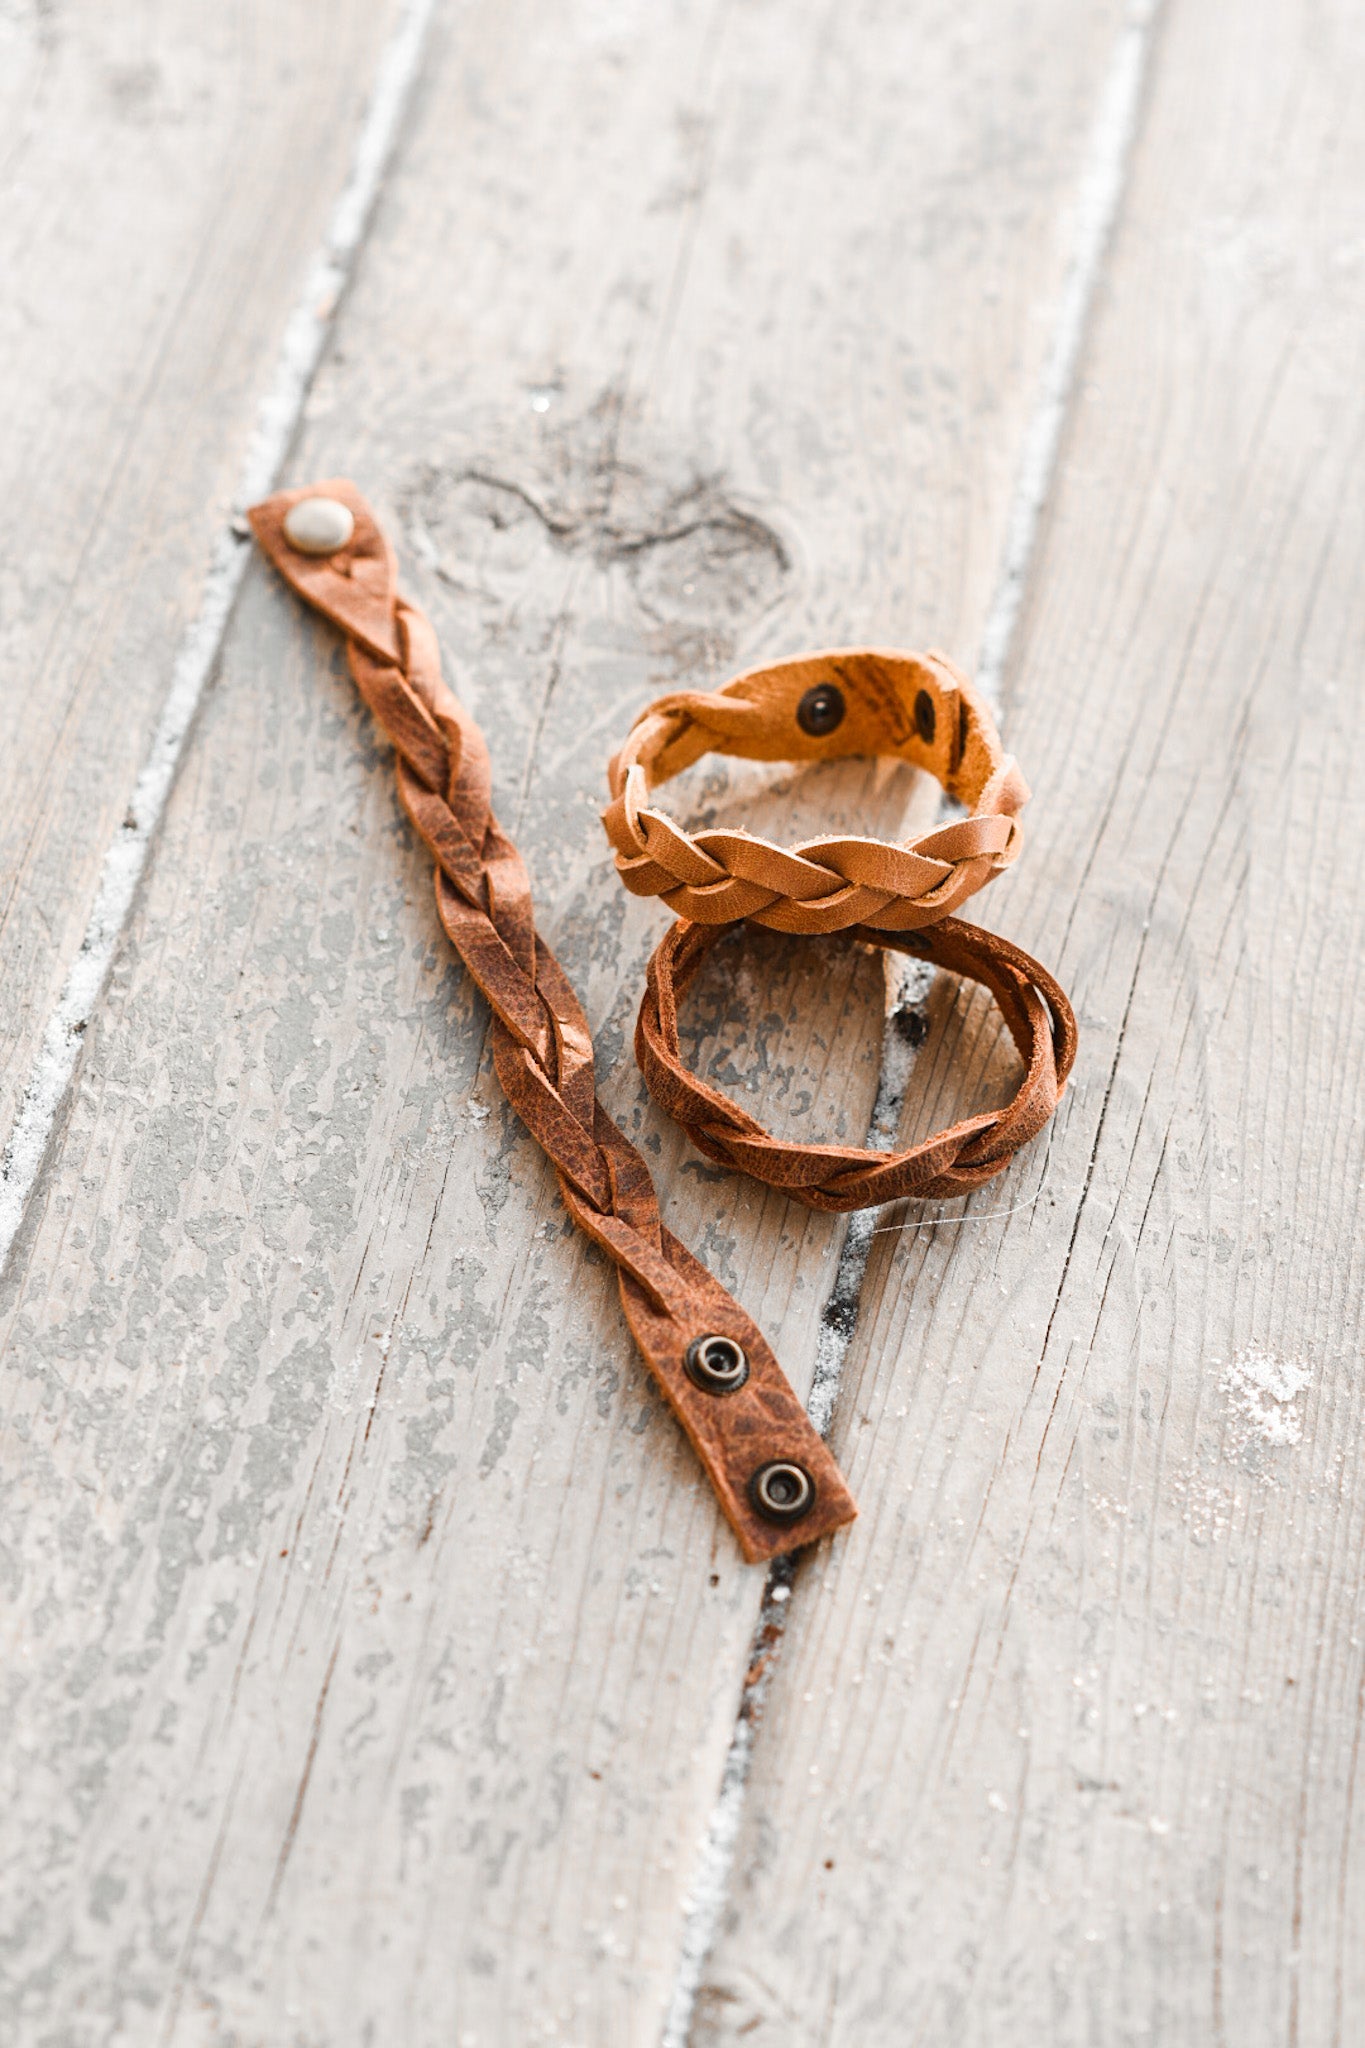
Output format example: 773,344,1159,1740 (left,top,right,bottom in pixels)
0,0,402,1146
0,1,1123,2040
694,0,1365,2040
